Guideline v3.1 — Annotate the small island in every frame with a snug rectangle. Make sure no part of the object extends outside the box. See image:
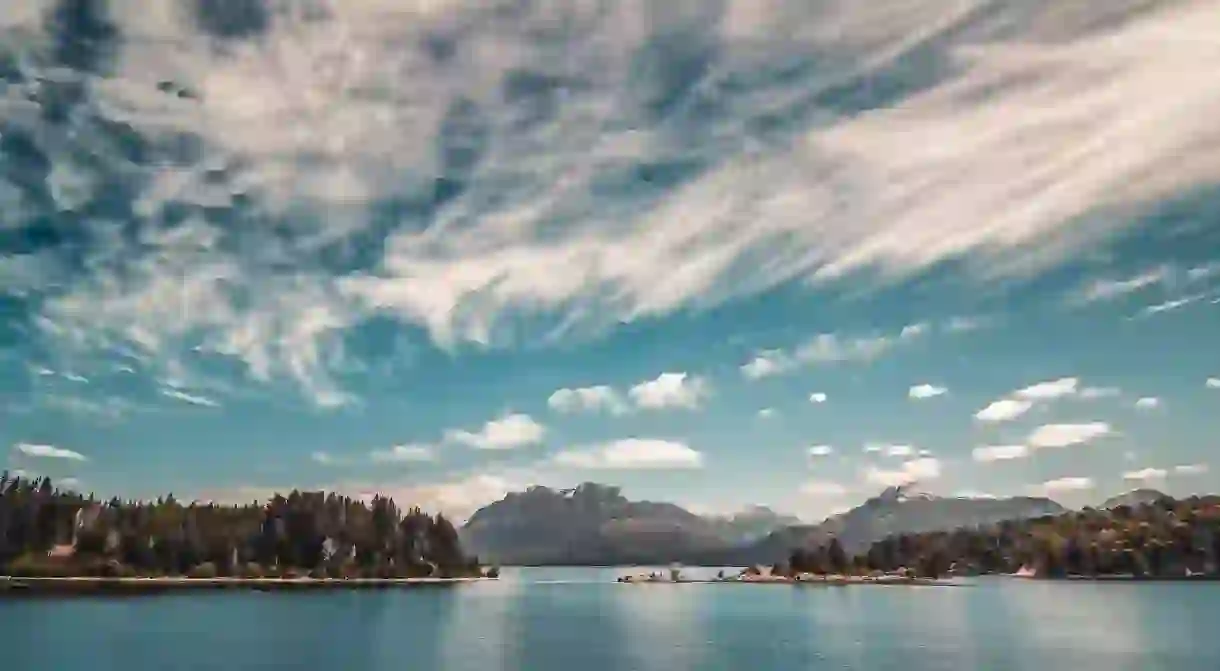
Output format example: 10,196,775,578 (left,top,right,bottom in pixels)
0,472,495,596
